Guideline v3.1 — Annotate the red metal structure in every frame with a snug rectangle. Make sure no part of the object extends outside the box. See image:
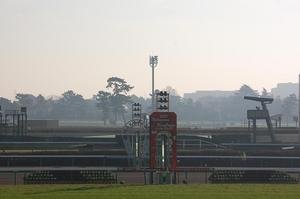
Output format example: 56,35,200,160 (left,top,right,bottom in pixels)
149,112,177,171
